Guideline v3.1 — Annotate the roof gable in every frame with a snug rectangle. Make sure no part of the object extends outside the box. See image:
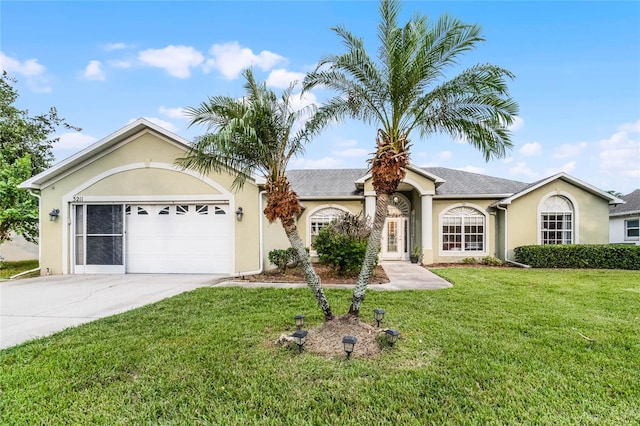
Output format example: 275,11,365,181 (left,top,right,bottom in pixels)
493,173,623,206
20,118,191,190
